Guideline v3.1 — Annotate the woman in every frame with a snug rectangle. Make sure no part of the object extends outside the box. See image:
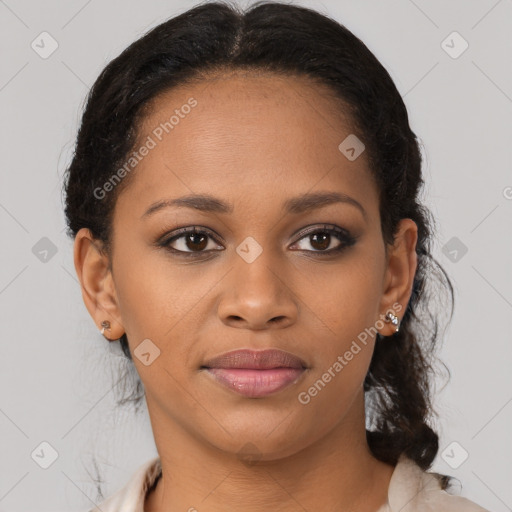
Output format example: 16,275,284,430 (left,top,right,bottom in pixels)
63,1,491,511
